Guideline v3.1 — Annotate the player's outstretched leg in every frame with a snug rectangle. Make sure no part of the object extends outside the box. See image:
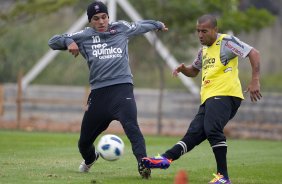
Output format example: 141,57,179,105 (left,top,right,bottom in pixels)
78,152,99,172
141,154,172,169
